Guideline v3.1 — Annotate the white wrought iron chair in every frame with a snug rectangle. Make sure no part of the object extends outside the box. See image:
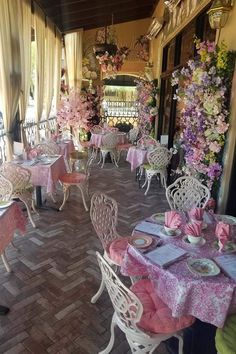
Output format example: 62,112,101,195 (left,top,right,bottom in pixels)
58,153,95,212
90,192,130,304
137,135,160,149
0,173,16,272
0,163,37,228
96,252,195,354
166,176,211,211
99,133,118,168
36,142,60,155
142,146,172,195
129,127,140,144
